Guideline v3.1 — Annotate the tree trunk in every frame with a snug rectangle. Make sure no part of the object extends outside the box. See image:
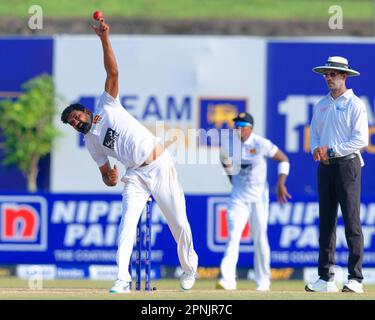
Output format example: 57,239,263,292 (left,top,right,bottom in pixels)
27,156,39,193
